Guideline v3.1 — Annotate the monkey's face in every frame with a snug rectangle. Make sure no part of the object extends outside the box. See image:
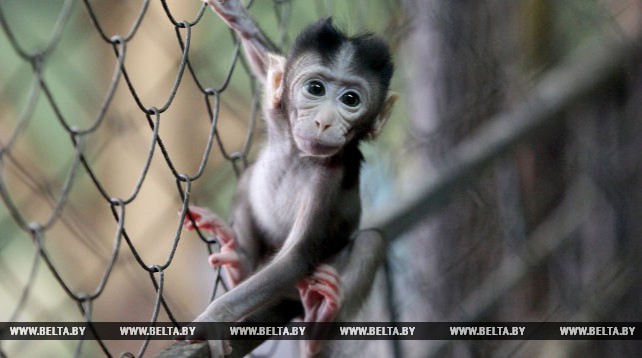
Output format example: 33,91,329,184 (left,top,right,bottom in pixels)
286,56,373,158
